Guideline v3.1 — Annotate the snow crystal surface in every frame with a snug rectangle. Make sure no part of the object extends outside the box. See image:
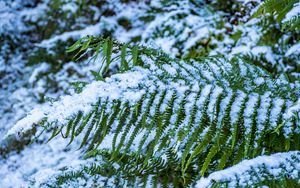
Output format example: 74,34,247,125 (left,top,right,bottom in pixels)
0,136,85,187
38,23,102,48
283,1,300,23
196,151,300,187
6,70,148,138
285,42,300,56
